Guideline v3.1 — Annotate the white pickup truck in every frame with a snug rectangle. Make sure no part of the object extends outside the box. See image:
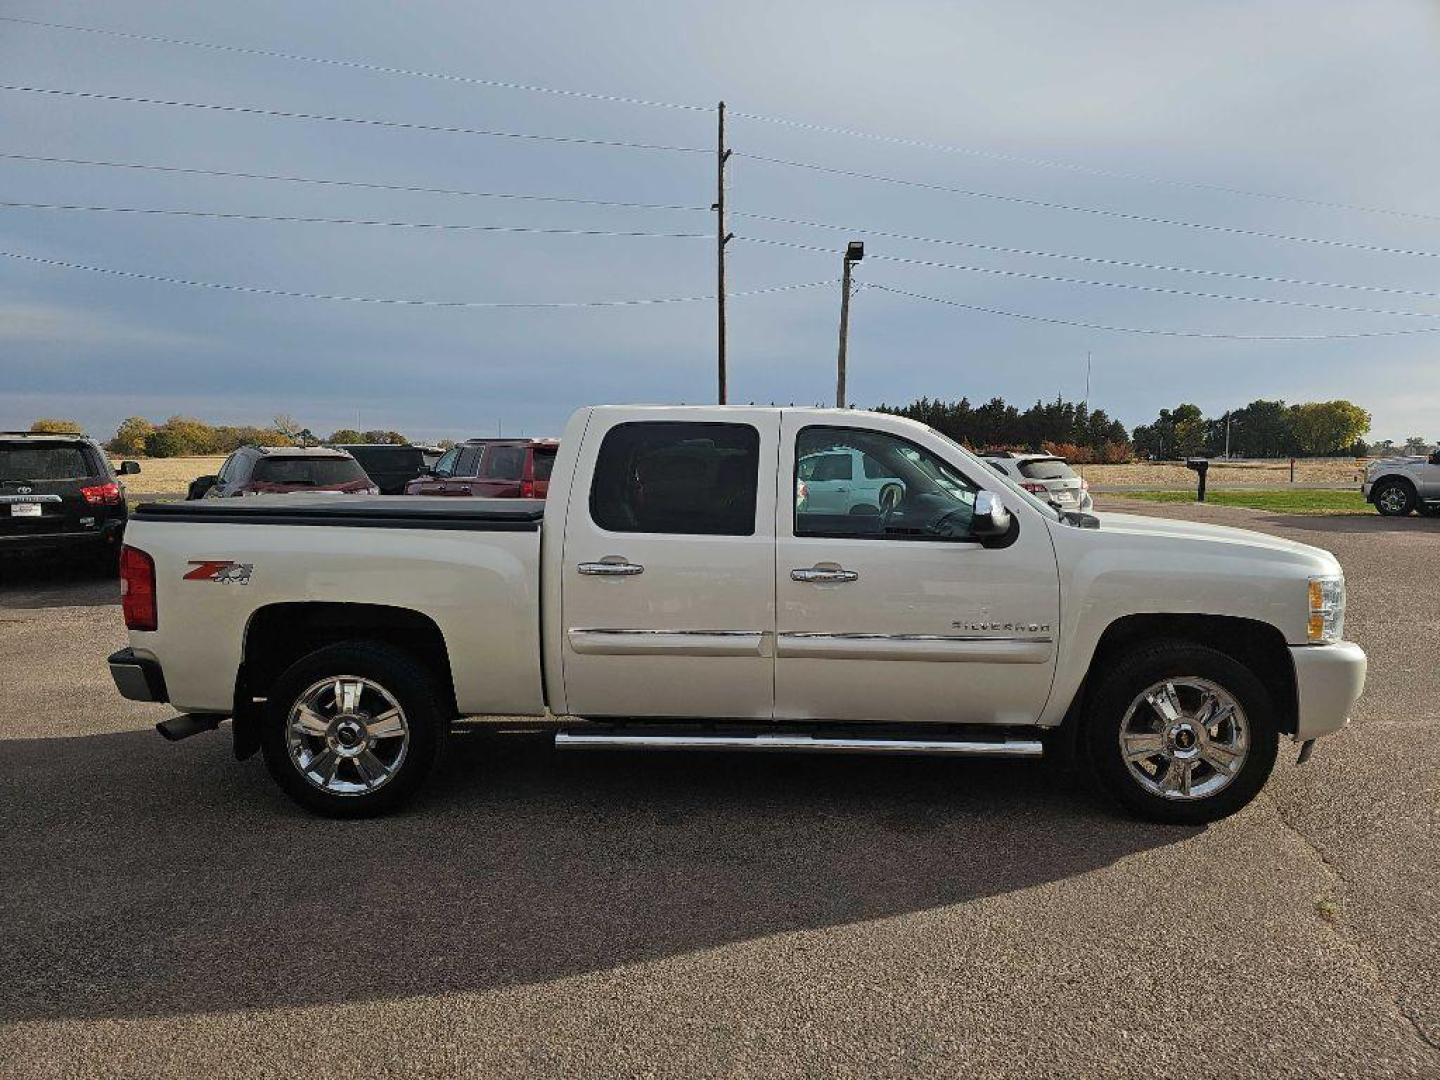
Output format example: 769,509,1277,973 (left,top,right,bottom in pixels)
109,406,1366,824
